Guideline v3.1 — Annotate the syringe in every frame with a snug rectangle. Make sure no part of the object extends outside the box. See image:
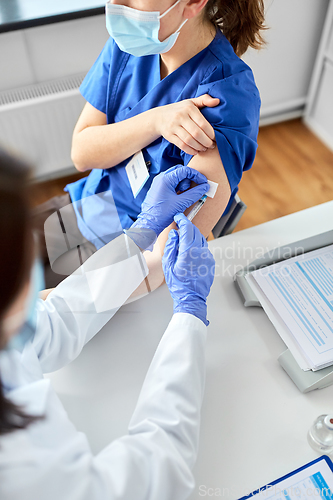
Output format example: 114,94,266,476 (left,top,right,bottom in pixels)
187,194,208,222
